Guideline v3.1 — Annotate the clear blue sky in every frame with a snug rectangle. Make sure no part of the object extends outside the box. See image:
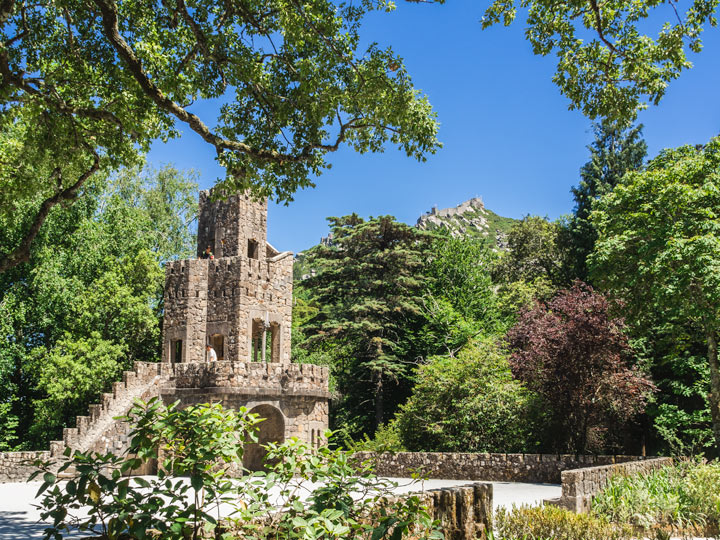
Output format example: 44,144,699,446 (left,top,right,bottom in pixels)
147,0,720,253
